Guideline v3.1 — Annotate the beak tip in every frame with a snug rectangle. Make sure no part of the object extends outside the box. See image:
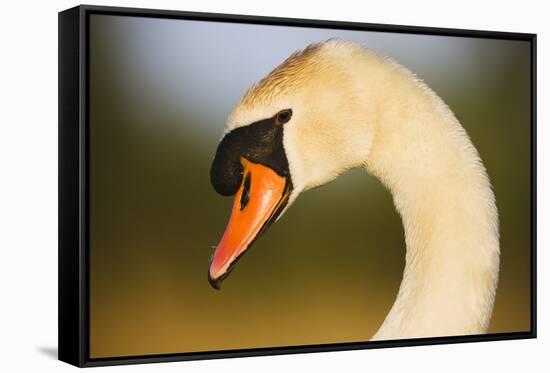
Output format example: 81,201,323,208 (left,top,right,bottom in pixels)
208,272,222,290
